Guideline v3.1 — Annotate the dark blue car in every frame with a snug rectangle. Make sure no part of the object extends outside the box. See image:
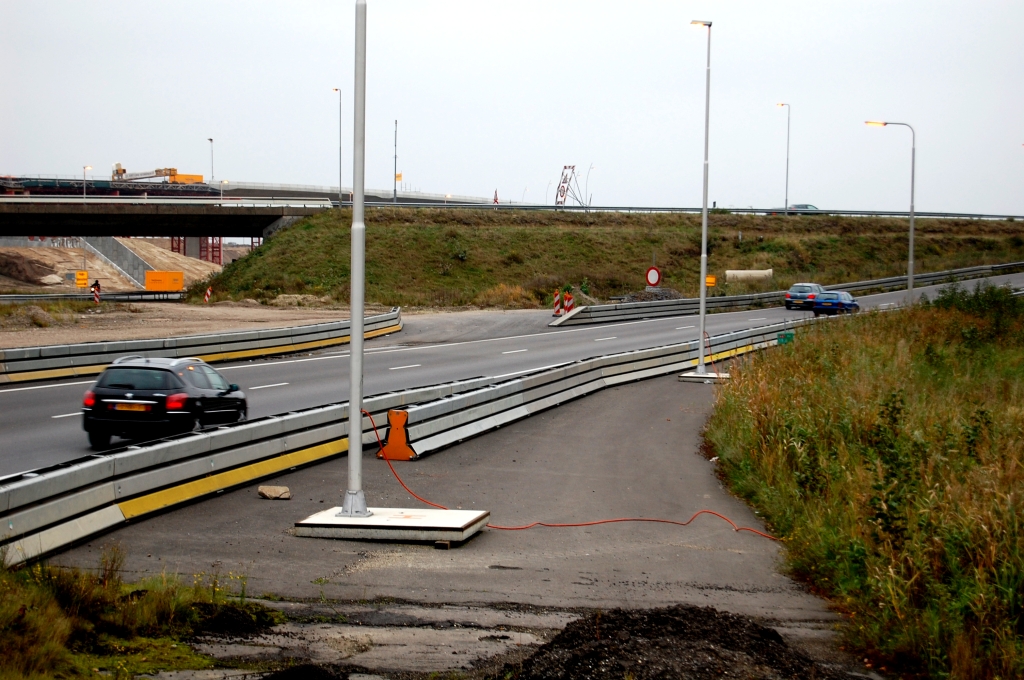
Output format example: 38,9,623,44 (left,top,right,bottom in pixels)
813,291,859,316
